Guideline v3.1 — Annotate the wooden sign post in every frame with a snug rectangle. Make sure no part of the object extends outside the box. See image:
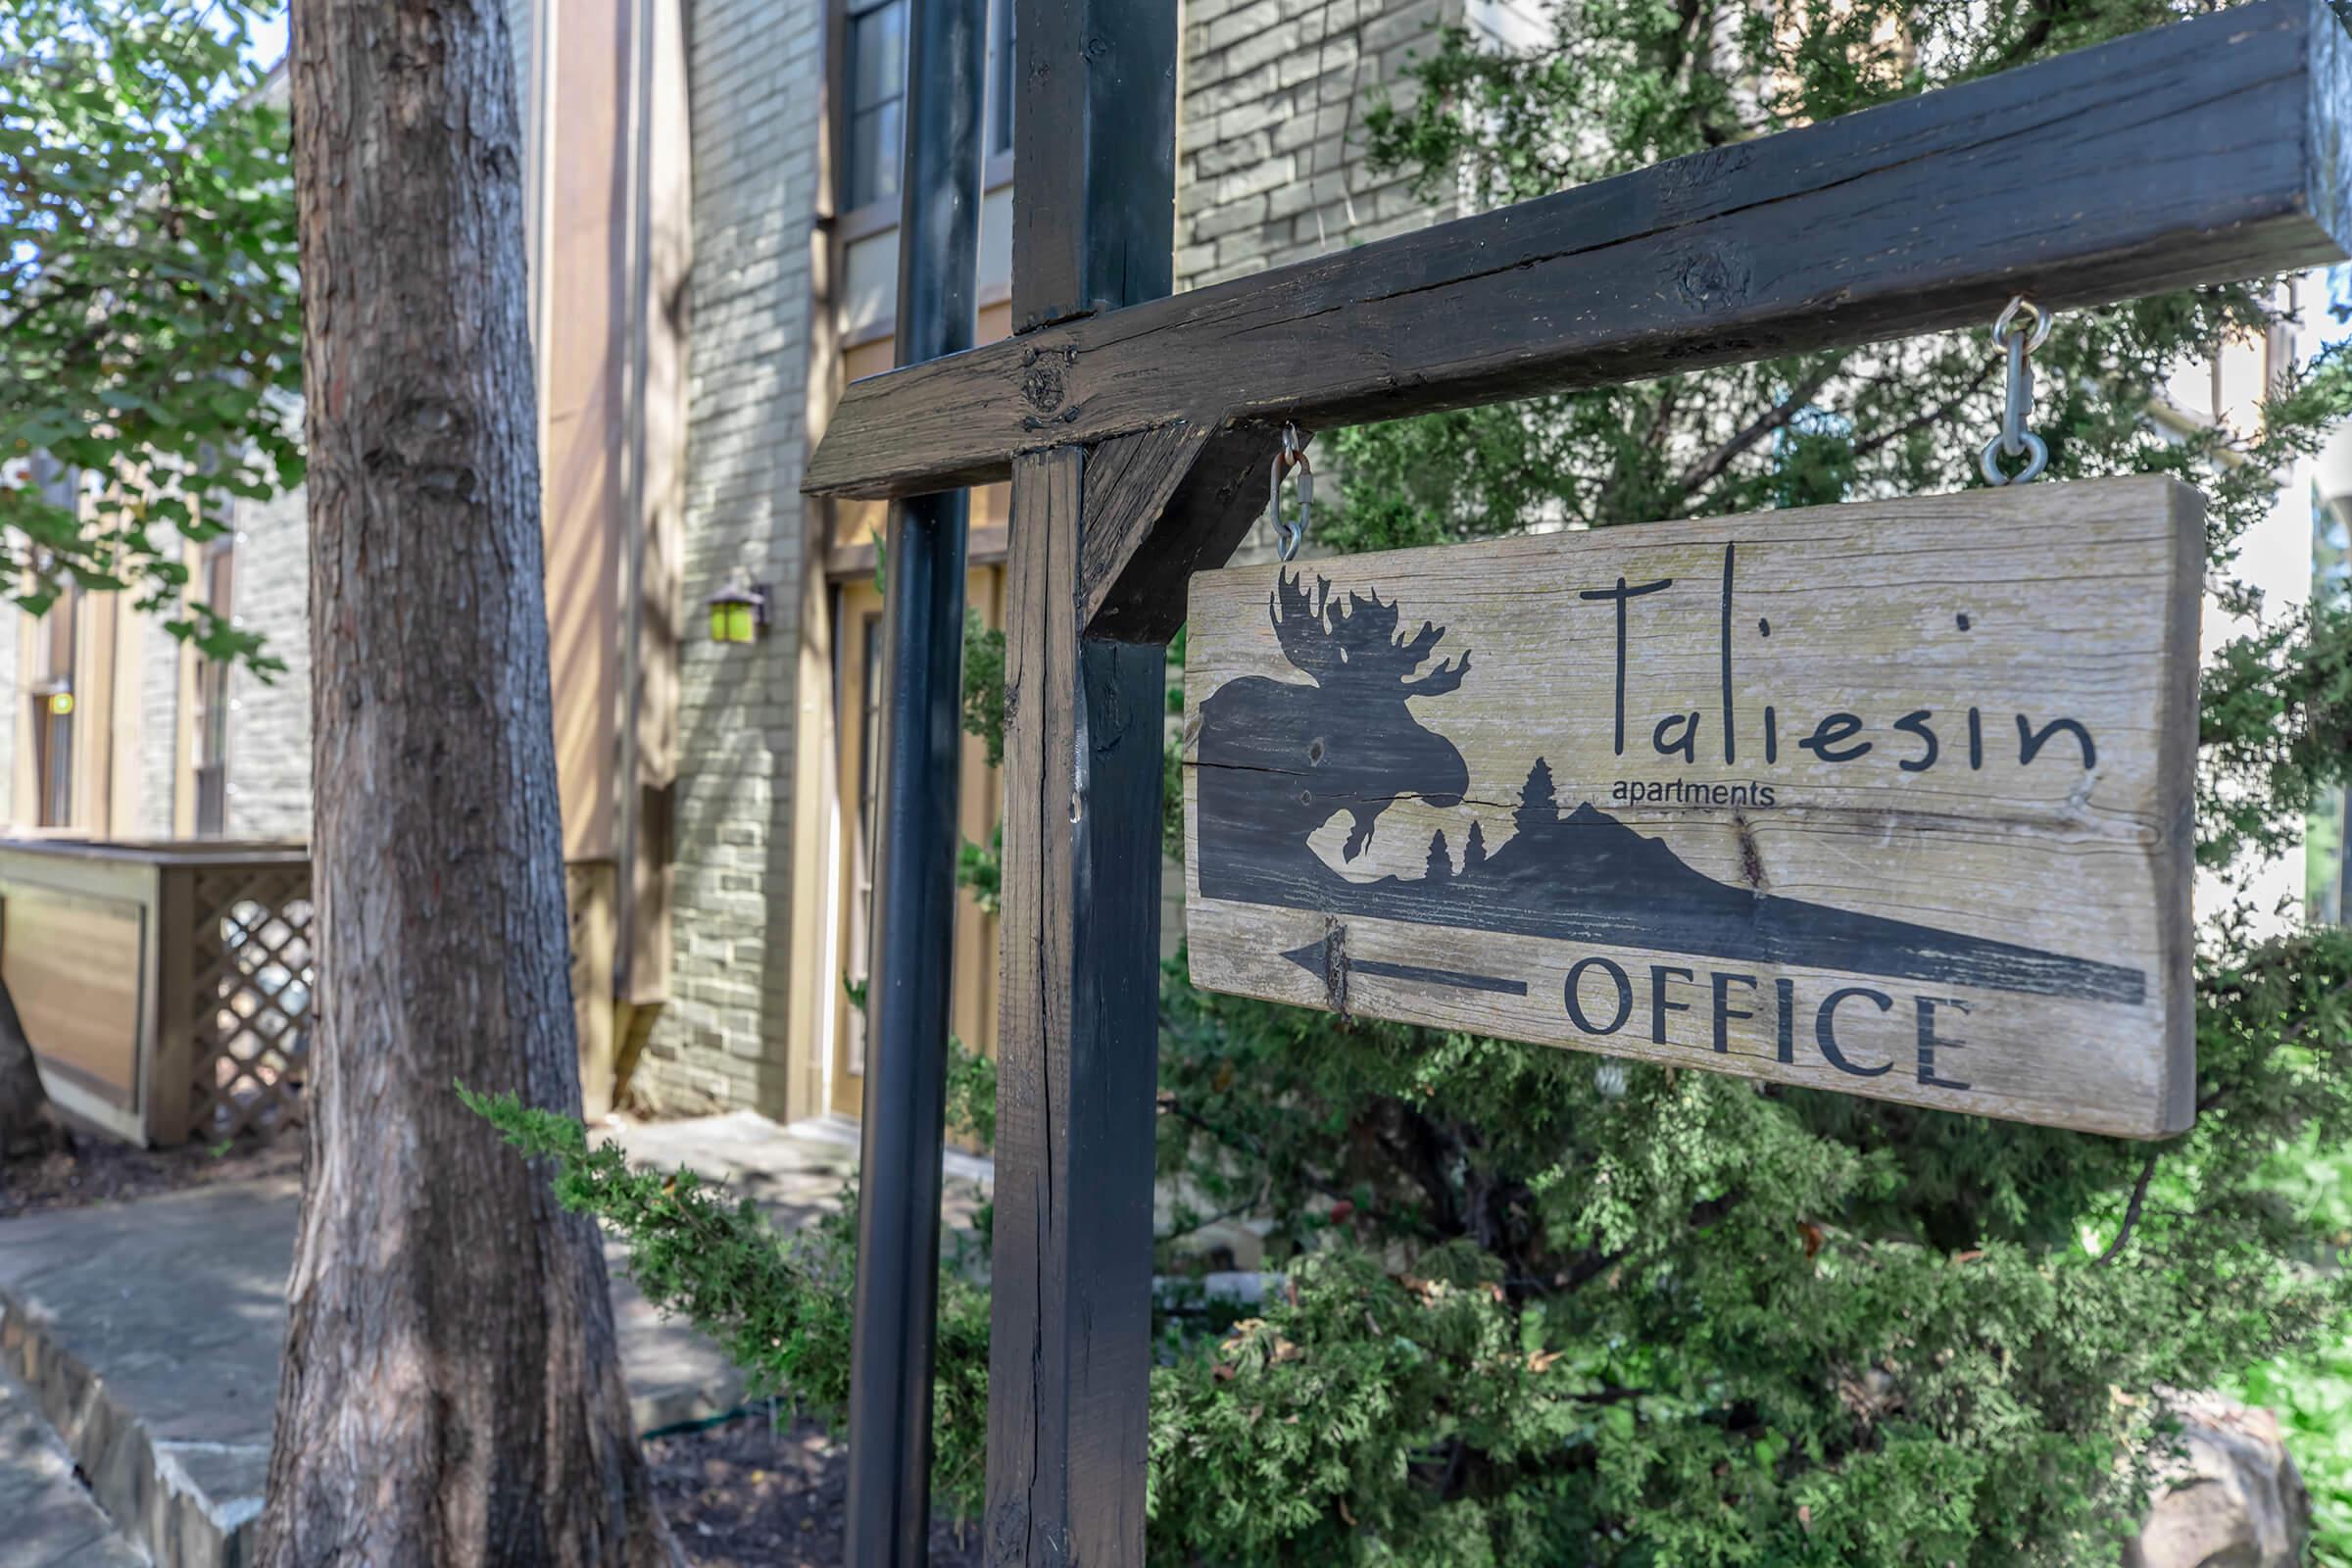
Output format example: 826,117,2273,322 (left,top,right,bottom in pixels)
804,0,2352,1555
1184,478,2201,1138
